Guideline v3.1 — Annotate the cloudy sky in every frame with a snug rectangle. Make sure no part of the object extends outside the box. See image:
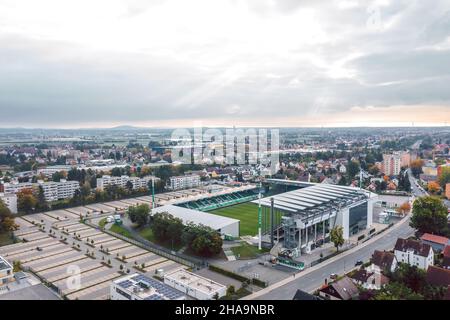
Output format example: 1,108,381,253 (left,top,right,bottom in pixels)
0,0,449,128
